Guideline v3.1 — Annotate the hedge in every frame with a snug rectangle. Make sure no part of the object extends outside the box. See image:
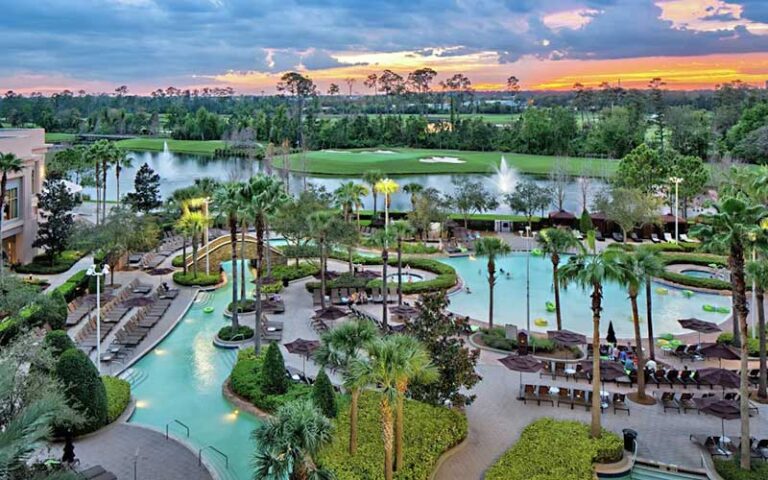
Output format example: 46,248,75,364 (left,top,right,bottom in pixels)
15,250,86,274
270,263,320,281
218,325,254,341
172,271,220,286
103,376,131,423
44,330,75,357
715,458,768,480
484,418,623,480
318,390,467,480
717,332,761,357
655,252,730,291
229,347,313,413
660,252,727,267
479,328,558,353
658,271,733,291
56,348,108,434
53,269,89,303
227,299,258,313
